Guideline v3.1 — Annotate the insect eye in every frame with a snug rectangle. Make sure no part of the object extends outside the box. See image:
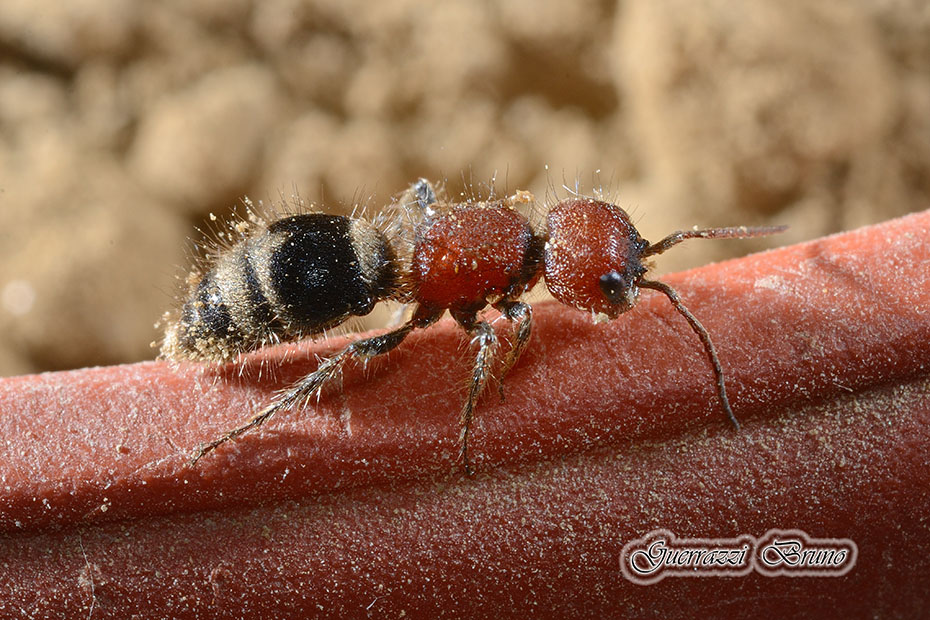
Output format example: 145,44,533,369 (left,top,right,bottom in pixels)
598,270,628,303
